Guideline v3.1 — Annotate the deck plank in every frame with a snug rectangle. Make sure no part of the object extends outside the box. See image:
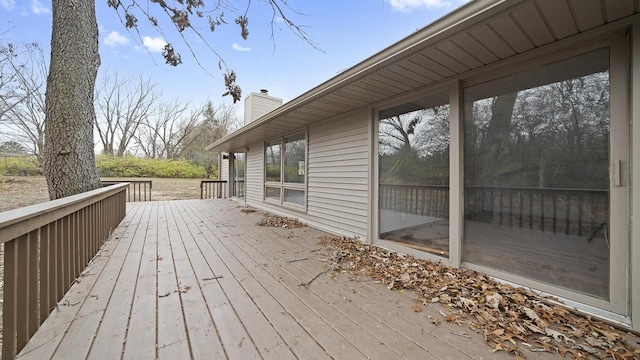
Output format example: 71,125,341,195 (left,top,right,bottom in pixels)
213,205,446,360
18,199,583,360
48,203,145,359
165,201,228,360
173,201,298,360
87,199,154,359
188,201,377,359
122,202,159,360
156,202,191,358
